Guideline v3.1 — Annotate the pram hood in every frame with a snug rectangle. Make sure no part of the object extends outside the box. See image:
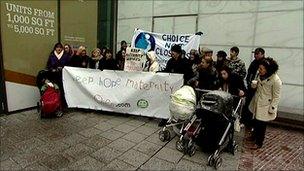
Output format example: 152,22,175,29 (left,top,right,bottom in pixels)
199,90,233,117
169,85,196,121
36,70,50,89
